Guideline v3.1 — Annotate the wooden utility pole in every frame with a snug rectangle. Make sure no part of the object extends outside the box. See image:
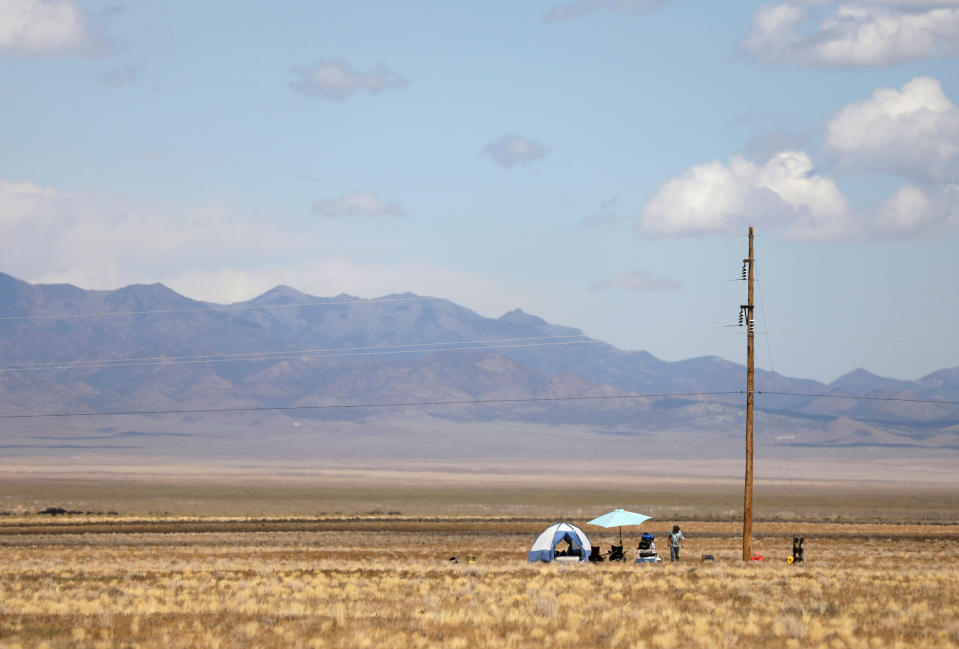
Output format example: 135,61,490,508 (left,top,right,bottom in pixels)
742,226,755,561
